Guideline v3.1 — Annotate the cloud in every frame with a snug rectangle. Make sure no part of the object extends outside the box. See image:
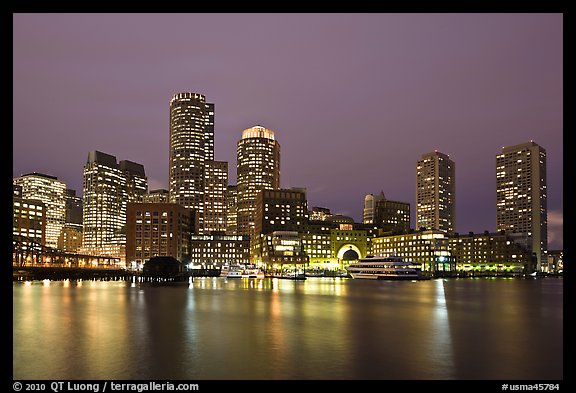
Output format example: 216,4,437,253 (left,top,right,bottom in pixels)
548,209,563,250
